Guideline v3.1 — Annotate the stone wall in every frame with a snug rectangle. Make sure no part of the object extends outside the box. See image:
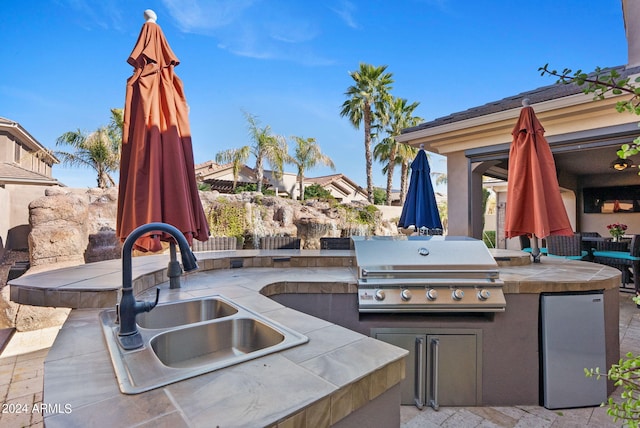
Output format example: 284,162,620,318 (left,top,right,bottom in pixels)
28,187,121,268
